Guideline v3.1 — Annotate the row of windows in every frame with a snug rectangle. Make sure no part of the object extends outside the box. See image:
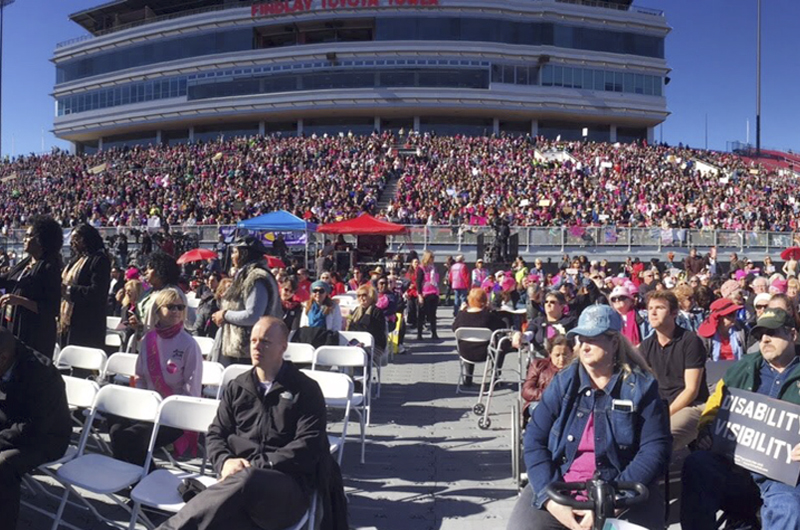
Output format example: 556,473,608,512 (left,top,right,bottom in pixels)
56,16,665,83
56,62,663,116
491,64,663,97
186,68,490,100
